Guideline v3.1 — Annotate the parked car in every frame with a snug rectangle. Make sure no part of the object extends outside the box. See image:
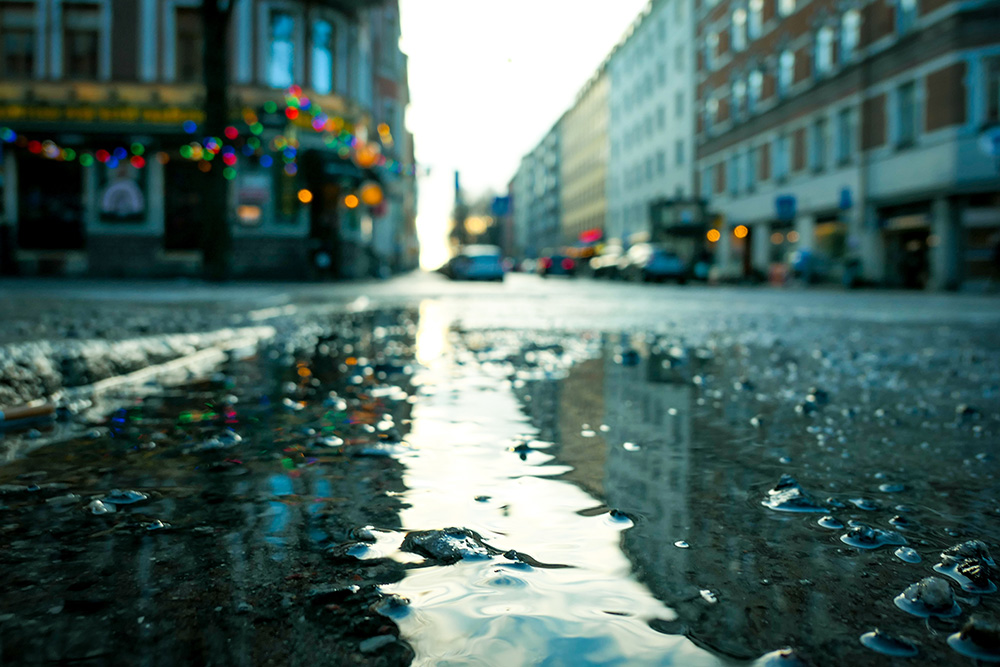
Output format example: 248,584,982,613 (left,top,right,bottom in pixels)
622,243,687,283
590,245,625,279
445,245,505,281
538,253,577,278
538,253,577,277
